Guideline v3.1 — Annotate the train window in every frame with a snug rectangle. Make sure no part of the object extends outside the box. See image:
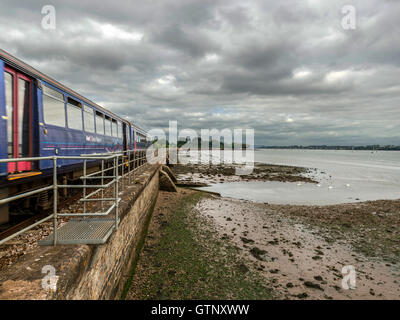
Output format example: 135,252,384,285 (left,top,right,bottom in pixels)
42,85,65,127
112,119,117,137
95,112,104,135
104,116,112,136
67,98,83,131
117,121,123,139
83,105,95,133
